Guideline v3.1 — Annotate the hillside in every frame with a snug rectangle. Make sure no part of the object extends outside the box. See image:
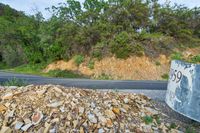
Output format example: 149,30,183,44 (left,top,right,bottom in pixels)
0,1,200,80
